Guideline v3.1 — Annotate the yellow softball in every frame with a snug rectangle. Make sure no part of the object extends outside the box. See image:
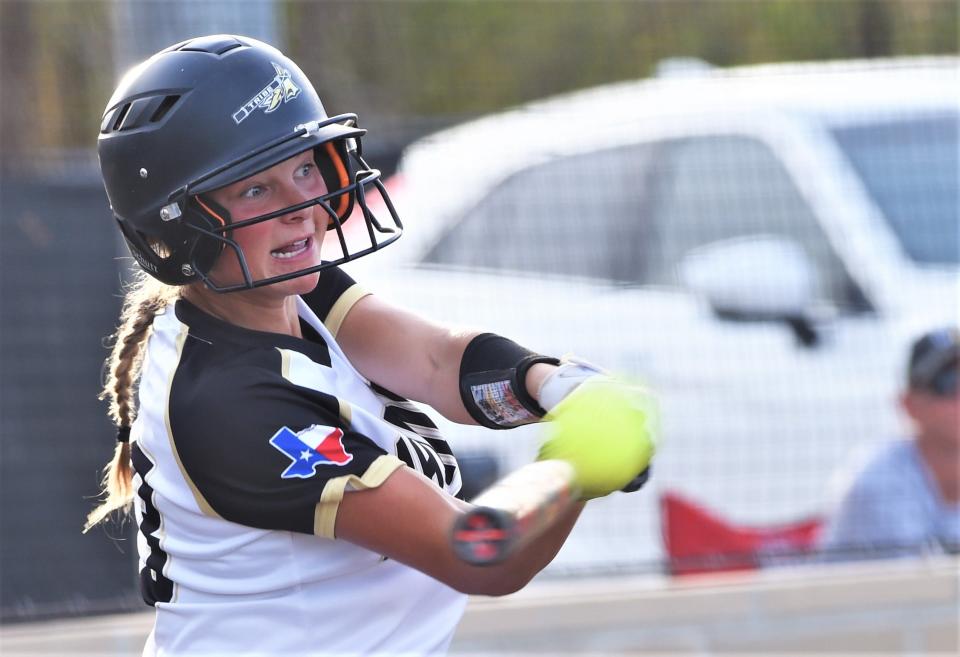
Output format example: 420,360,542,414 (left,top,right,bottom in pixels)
538,377,658,500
